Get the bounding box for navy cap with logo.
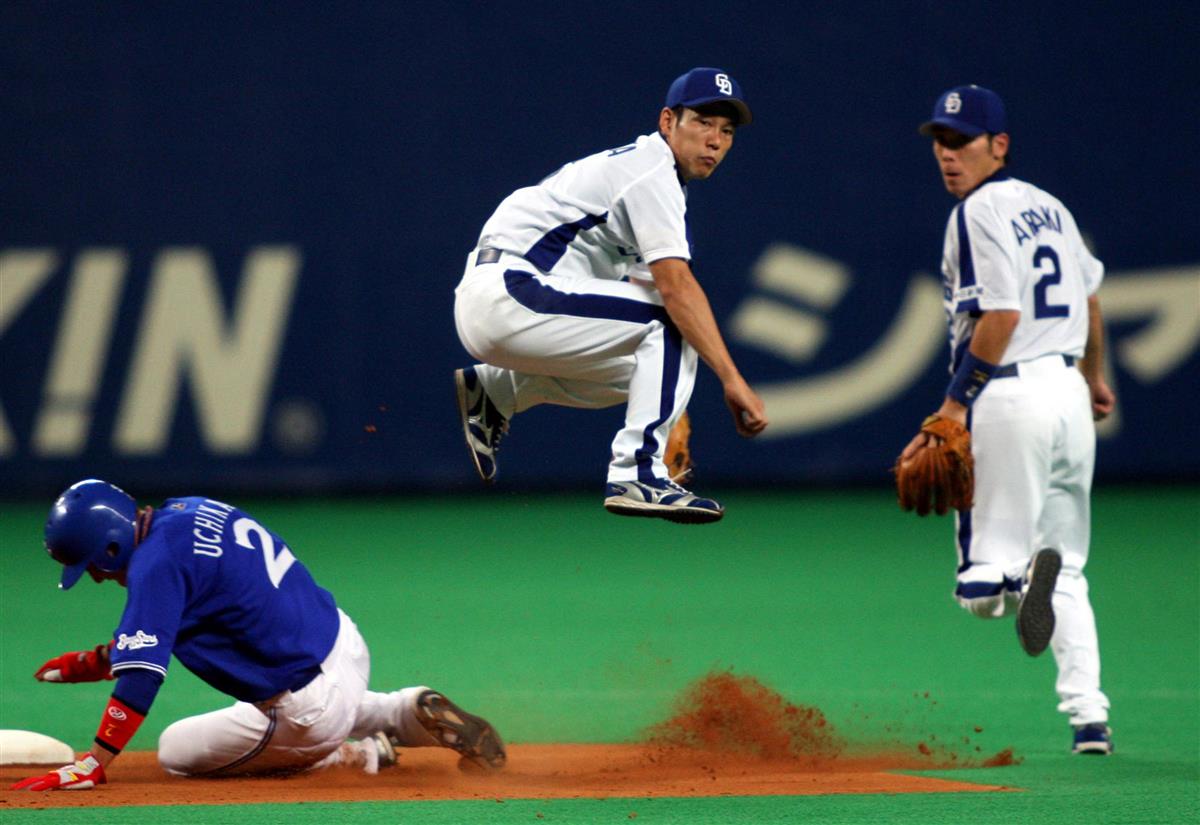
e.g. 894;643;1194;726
919;85;1006;137
665;67;752;126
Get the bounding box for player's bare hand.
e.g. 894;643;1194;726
899;431;934;464
900;400;967;464
724;379;767;438
35;643;114;683
10;755;106;791
1088;378;1116;421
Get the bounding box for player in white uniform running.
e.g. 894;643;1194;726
901;85;1116;754
453;67;768;524
12;480;505;791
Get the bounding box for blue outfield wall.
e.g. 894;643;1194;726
2;2;1198;496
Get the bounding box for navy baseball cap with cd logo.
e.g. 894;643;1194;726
665;67;753;125
919;85;1006;137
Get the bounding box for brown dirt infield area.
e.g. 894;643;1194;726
0;745;1010;810
1;673;1017;810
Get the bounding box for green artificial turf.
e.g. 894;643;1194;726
1;487;1196;823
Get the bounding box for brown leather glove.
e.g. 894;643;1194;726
665;412;694;484
894;415;974;516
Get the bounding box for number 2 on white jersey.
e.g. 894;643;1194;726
1032;245;1070;319
232;517;296;588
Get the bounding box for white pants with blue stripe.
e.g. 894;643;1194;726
454;250;697;484
953;353;1109;725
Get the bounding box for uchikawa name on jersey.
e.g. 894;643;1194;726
191;499;235;557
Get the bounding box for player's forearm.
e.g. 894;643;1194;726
966;309;1020;365
935;309;1020;422
1078;295;1105;381
650;259;742;385
88;670;159;767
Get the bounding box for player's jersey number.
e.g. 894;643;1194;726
232;517;297;588
1032;246;1070;319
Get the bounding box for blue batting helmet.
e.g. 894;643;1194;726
44;479;138;590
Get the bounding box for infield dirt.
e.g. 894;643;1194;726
1;672;1017;809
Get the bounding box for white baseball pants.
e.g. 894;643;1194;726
157;610;438;775
454;249;697;484
951;353;1110;725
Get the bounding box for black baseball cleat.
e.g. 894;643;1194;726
413;690;506;771
1016;548;1062;656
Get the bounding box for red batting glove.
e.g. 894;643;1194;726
10;754;106;791
34;643;114;682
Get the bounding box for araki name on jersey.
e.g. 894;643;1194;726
1012;205;1063;246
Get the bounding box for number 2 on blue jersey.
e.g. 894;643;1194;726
232;517;297;588
1033;246;1070;319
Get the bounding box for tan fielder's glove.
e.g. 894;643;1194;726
665;412;693;484
894;414;974;516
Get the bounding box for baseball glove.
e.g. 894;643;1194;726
665;411;694;483
894;414;974;516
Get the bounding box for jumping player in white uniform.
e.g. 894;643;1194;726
901;85;1116;754
12;479;506;791
453;67;768;524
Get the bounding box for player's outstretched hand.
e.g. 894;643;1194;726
724;378;767;438
10;755;106;791
34;643;114;682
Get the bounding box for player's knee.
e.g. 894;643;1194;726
157;720;199;776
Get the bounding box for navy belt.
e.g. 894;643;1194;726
994;354;1075;378
475;247;504;265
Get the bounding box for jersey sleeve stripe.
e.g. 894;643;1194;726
954;204;981;313
111;661;168;679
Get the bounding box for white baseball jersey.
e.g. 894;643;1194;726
457;132;702;485
477;132;691;282
941;171;1104;368
942;170;1111;727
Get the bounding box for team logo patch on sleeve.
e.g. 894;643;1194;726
116;630;159;650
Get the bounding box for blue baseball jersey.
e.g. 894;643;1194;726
108;498;340;703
